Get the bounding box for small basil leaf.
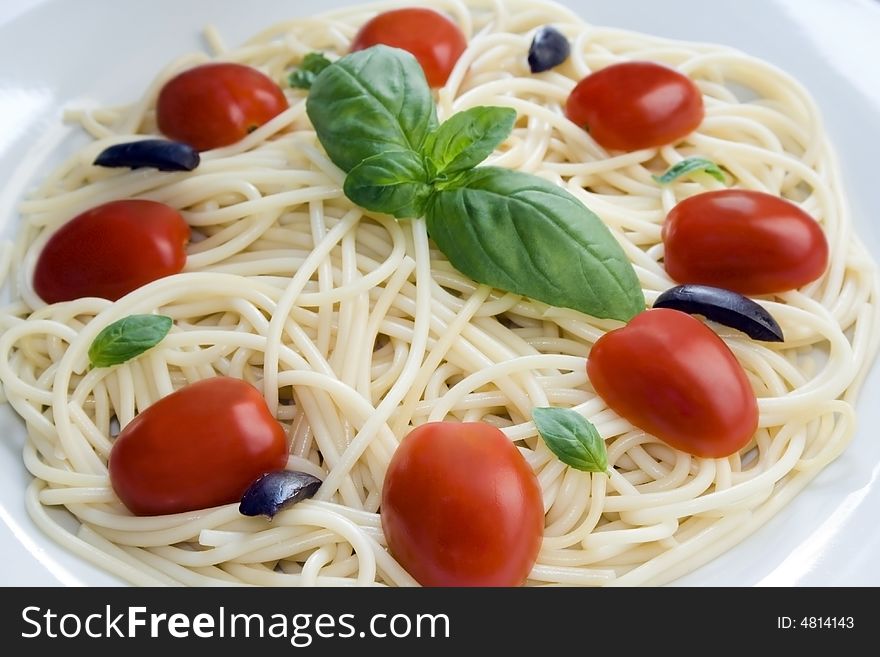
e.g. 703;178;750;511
288;52;332;90
653;157;726;185
88;315;172;368
426;167;645;321
533;407;607;472
343;149;433;219
424;106;517;177
306;45;439;172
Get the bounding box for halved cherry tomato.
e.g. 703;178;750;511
156;63;289;151
382;422;544;586
350;8;467;87
662;189;829;295
587;308;758;458
109;377;288;516
565;61;704;151
33;199;189;304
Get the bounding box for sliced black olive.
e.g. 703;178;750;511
528;26;571;73
654;284;784;342
93;139;200;172
239;470;322;518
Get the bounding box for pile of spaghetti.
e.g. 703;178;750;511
0;0;877;586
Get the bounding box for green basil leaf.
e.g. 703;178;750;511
288;52;332;90
343;150;433;219
653;157;726;185
426;167;645;321
424;106;517;178
533;407;608;473
88;315;173;368
306;45;438;172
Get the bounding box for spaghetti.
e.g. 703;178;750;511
0;0;877;586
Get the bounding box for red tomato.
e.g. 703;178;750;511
662;189;829;295
350;8;467;87
156;63;289;151
109;377;288;516
587;309;758;458
565;61;704;151
33;200;189;304
382;422;544;586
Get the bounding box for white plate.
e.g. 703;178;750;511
2;0;879;587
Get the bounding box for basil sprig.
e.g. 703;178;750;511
88;314;172;368
533;407;608;473
288;52;332;90
653;157;726;185
306;45;644;321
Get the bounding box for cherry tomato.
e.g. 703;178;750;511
156;63;289;151
382;422;544;586
350;8;467;87
587;308;758;458
565;61;704;151
662;189;829;295
109;377;288;516
33;199;189;304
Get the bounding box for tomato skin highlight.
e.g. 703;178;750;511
587;309;758;458
565;61;704;151
662;189;829;295
350;8;467;87
382;422;544;587
33;199;189;304
109;377;289;516
156;63;289;151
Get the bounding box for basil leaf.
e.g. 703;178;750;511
426;167;645;321
306;45;438;172
343;150;433;219
424;106;516;178
653;157;726;185
288;52;332;90
88;315;172;368
533;407;607;473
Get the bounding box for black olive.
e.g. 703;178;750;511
654;284;784;342
93;139;200;172
528;26;571;73
239;470;322;518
